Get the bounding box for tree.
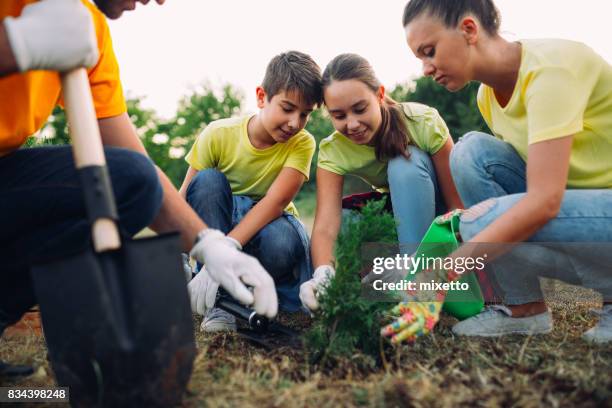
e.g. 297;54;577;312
390;77;490;141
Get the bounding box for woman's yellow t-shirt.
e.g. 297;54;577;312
478;39;612;188
185;115;315;217
0;0;126;156
317;102;450;191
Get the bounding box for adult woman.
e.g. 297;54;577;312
299;53;463;312
389;0;612;343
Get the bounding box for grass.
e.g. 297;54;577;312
1;279;611;407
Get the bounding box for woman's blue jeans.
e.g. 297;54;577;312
451;132;612;304
186;169;303;286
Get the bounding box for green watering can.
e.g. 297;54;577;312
406;210;484;320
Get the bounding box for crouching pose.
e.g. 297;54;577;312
181;51;322;331
382;0;612;344
302;53;463;312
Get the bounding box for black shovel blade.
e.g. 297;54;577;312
31;233;196;408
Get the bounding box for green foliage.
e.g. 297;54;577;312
24;106;69;147
390;77;490;141
305;200;398;364
27;83;244;188
138;84;244;187
28;76;487;190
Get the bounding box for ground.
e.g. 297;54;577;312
1;279;611;408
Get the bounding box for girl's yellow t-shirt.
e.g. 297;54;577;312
185;115;316;217
317;102;450;191
478;39;612;188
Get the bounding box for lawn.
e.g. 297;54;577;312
1;279;610;408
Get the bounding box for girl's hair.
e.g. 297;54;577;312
402;0;501;36
322;53;411;161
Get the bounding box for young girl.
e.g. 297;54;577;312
300;53;463;312
386;0;612;343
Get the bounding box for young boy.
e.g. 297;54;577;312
180;51;322;332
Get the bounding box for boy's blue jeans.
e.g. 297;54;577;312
0;146;163;329
451;132;612;304
186;169;304;287
388;145;446;250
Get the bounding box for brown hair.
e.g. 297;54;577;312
322;53;411;161
262;51;323;107
402;0;501;36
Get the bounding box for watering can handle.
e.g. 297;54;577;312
61;68;121;252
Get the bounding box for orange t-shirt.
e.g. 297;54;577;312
0;0;126;155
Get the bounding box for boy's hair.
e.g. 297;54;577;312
322;53;412;161
402;0;501;36
262;51;323;107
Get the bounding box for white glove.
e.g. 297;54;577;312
187;266;219;316
190;229;277;318
299;265;336;312
4;0;99;72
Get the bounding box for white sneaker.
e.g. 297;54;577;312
452;305;553;337
582;305;612;344
201;308;236;333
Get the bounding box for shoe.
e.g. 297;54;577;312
582;305;612;344
452;305;553;337
200;308;236;333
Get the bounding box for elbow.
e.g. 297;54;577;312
533;191;564;222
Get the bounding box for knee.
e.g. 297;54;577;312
388;147;432;184
450;132;491;183
109;149;163;233
186;169;229;204
258;221;302;265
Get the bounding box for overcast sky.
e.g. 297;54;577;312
107;0;612;119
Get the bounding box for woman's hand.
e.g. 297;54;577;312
381;300;443;344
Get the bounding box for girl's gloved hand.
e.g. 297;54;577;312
299;265;335;312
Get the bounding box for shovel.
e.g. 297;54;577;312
30;69;196;407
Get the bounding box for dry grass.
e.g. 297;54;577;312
2;279;611;408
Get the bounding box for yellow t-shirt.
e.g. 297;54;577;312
0;0;126;156
185;115;316;217
478;39;612;188
317;102;450;191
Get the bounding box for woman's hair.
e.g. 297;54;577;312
322;53;411;161
402;0;501;36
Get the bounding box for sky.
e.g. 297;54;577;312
107;0;612;119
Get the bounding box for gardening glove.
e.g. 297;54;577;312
187;266;220;316
381;301;443;344
190;228;277;318
3;0;99;72
299;265;335;312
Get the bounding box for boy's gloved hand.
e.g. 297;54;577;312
187;266;219;316
299;265;335;312
190;228;277;318
4;0;99;72
381;301;443;344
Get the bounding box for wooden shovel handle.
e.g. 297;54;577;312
61;69;120;252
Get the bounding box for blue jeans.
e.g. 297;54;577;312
451;132;612;303
0;146;163;328
388;145;446;251
186;169;306;307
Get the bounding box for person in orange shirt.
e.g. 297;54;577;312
0;0;278;374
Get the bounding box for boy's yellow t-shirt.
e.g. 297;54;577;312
0;0;127;156
185;115;315;217
478;39;612;188
317;102;450;191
